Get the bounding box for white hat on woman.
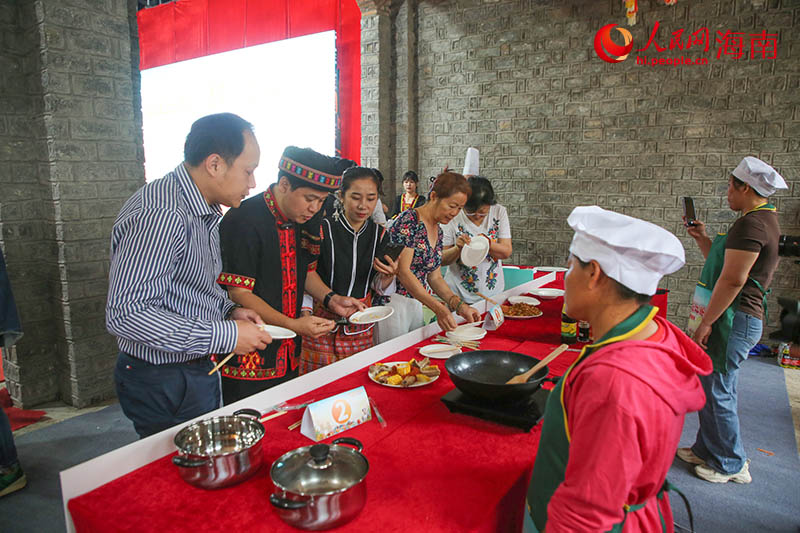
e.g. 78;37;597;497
732;156;787;197
463;147;479;176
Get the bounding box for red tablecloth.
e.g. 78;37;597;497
68;282;584;533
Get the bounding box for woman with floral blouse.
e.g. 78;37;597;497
441;176;513;304
376;172;481;343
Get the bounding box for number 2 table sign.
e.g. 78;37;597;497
483;303;505;331
300;386;372;442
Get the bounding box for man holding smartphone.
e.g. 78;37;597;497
678;157;787;484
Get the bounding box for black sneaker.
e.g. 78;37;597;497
0;462;27;497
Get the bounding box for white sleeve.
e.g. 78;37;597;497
442;221;456;246
496;205;512;239
372;200;387;225
372;274;397;296
301;293;314;311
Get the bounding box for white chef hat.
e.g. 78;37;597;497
732;156;787;197
463;147;479;176
567;206;685;296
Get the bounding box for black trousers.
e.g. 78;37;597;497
0;407;17;468
114;352;221;439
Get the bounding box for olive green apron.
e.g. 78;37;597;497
524;305;690;533
686;203;774;373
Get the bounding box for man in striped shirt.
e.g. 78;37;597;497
106;113;272;438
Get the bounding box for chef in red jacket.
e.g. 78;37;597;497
524;206;713;533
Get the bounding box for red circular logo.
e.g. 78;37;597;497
594;23;634;63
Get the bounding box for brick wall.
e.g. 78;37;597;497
0;0;144;407
0;0;59;404
363;0;800;334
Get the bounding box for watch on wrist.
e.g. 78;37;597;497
323;291;336;310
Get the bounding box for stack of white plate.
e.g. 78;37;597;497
445;324;487;342
529;288;564;299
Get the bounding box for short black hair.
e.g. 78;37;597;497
402;170;419;183
731;175;766;198
465;176;496;212
341;167;384;196
576;257;651;305
184;113;254;167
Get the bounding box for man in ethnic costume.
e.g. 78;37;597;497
218;146;364;404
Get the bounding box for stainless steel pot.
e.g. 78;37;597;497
269;437;369;531
172;408;264;490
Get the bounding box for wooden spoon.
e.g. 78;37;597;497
506;344;569;385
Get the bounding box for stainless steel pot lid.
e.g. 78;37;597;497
174;414;264;457
270;438;369;496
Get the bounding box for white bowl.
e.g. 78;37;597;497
460;235;490;267
529;288;564;300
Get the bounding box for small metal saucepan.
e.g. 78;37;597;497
445;350;556;404
172;408;265;490
269;437;369;531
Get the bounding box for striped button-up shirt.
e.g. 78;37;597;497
106;164;238;364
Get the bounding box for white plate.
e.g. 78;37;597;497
529;288;565;299
536;266;567;272
348;306;394;325
451;324;485;336
419;344;462;359
257;324;297;339
460;235;490;267
508;295;541;306
446;325;487;342
368;361;440;388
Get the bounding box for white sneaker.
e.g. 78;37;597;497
676;447;705;465
694;459;751;484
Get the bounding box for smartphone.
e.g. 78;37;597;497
379;242;405;262
682;197;697;227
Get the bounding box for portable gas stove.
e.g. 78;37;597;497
441;386;550;432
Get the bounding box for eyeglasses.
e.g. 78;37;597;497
464;211;489;218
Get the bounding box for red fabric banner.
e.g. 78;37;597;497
137;0;361;162
244;0;288;47
207;0;244;56
173;0;208;63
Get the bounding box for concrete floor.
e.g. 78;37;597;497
784;366;800;454
12;396;116;438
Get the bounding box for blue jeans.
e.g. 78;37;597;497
692;311;762;474
522;510;539;533
0;407;17;468
114;352;221;439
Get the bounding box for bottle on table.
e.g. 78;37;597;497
561;304;577;344
577;320;591;343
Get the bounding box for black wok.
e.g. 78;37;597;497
444;350;552;404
